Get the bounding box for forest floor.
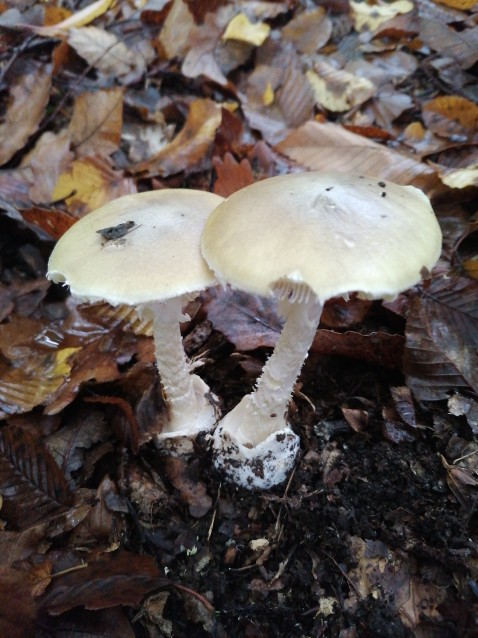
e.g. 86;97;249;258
0;0;478;636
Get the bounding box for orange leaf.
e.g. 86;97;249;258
422;96;478;142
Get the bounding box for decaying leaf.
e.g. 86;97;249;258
422;96;478;142
404;277;478;400
307;62;376;112
281;7;332;54
133;98;223;176
68;26;147;82
0;566;36;638
52;155;136;216
213;152;255;197
419;20;478;69
38;550;169;615
0;62;52;167
222;13;270;46
0;427;73;529
158;0;195;59
68;88;124;157
29;0;113;36
350;0;414;31
276;121;438;189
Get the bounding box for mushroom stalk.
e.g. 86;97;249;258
139;299;216;438
251;296;323;441
226;296;322;446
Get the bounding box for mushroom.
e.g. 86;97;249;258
201;171;442;489
47;189;224;452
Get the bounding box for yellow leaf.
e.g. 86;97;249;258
350;0;414;32
434;0;478;8
52;156;136;216
306;63;376;112
263;81;275;106
464;257;478;281
31;0;114;37
439;166;478;189
222;13;270;46
423;96;478;141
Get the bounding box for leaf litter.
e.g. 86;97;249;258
0;0;478;635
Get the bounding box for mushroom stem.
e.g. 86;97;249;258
138;299;217;439
216;296;322;448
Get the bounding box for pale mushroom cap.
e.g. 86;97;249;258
48;190;224;305
201;172;442;303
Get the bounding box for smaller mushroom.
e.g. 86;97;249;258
47;189;224;452
201;171;442;489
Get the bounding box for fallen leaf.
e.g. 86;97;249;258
17;205;77;240
222;13;270;46
437;164;478;189
206;287;282;350
38;550;169;615
68;26;146;82
0;427;73;529
161;456;212;518
19;129;73;204
0;566;36;638
281;7;332;54
133;98;223;176
419;20;478;69
51;155;136;216
404;277;478;400
423;96;478;143
276;121;438;190
0;62;52;167
69;88;124;157
213;153;255;197
158;0;195;59
181;11;230;85
29;0;113;36
307;62;376;112
350;0;414;31
433;0;478;9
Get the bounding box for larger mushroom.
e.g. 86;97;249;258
48;189;224;451
201;171;442;489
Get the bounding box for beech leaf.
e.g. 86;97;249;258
0;427;73;529
404;277;478;400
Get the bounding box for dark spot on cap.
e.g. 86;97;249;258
381;192;386;198
325;186;333;191
381;214;387;218
378;181;386;187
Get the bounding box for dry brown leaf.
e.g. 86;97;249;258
422;96;478;142
182;11;230;85
307;62;376;112
436;164;478;189
0;62;52;167
213;153;255;197
0;566;36;638
52;155;136;216
158;0;195;59
281;7;332;54
404;277;478;400
67;26;146;82
275;121;437;189
69;88;124;157
19;129;73;203
419;20;478;69
133;98;223;177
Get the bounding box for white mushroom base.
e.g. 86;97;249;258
155;375;220;456
212;397;300;489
